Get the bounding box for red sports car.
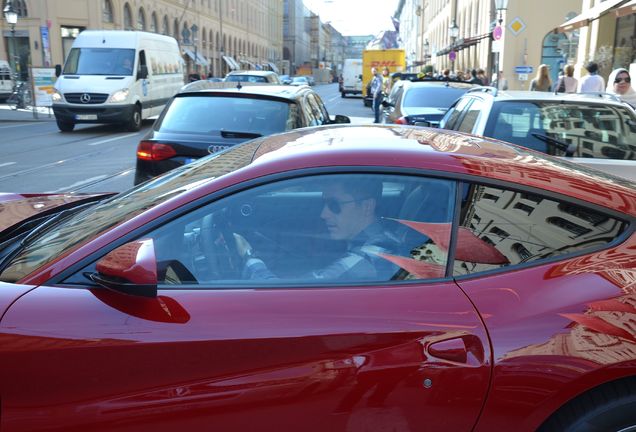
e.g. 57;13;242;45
0;125;634;432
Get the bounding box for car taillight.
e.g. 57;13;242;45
394;117;408;125
136;141;177;161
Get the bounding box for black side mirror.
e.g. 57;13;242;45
137;65;149;80
333;114;351;124
55;64;62;77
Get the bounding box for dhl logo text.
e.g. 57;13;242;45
369;61;399;67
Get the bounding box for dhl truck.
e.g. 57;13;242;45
362;49;406;106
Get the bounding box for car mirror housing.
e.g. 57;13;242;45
55;64;62;77
333;114;351;124
138;65;149;80
91;238;158;298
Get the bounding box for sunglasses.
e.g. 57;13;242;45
615;77;631;84
323;197;366;214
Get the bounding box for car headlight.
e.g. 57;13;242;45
51;89;63;102
109;89;130;103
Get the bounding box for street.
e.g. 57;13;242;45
0;83;372;193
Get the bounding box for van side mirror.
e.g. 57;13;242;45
332;114;351;124
138;65;148;80
55;64;62;77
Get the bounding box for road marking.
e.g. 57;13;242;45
0;123;36;129
87;133;139;146
0;162;16;168
328;95;340;103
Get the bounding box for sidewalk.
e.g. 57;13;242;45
0;104;55;122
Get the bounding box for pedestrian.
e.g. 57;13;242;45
476;68;489;86
492;71;508;90
467;69;484;85
578;61;605;93
370;67;384;123
606;68;636;107
381;66;391;96
553;64;578;93
439;68;451;81
529;64;552;92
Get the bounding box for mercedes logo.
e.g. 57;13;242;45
80;93;91;103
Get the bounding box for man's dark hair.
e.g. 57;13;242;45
327;176;382;203
586;62;599;74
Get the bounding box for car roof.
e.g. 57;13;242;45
463;88;629;106
177;82;308;100
226;70;277;76
402;80;478;90
169;125;635;216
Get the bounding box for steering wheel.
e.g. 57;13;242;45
200;212;242;280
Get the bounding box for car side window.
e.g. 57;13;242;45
455;98;484;134
440;97;472;130
453;182;627;276
143;174;457;286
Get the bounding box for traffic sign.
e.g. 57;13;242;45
449;51;456;61
493;26;503;41
515;65;533;74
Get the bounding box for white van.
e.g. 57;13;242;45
0;60;14;101
52;30;184;132
341;58;363;98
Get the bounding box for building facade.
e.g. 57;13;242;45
1;0;284;79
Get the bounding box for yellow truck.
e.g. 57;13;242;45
362;49;406;106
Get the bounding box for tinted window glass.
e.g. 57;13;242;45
456;99;484;133
453;183;626;276
63;48;136;75
142;174;457;285
484;101;636;159
158;95;294;135
403;86;470;108
440;97;473;130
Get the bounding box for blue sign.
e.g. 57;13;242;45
515;66;533;74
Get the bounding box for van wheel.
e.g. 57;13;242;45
341;91;346;98
56;119;75;132
127;105;142;131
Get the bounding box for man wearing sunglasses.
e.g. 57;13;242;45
235;178;400;282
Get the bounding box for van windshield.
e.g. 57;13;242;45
63;48;135;76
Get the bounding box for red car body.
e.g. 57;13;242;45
0;125;634;431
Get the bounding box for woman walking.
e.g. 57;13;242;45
529;64;552;92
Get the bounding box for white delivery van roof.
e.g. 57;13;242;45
71;30;179;50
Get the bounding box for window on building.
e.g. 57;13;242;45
137;7;146;31
123;3;133;30
150;12;158;33
102;0;114;23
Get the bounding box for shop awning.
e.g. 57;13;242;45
616;0;636;17
222;55;240;70
239;59;256;69
184;48;208;66
267;62;280;74
557;0;628;32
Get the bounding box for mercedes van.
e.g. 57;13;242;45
0;60;14;101
52;30;184;132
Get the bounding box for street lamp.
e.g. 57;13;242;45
494;0;508;89
3;0;18;78
424;39;430;66
448;20;459;72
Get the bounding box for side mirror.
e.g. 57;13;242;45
137;65;149;80
333;114;351;124
91;238;157;297
381;99;392;108
55;64;62;77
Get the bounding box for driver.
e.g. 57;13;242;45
234;178;400;282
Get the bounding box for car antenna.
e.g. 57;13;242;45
236;82;242;90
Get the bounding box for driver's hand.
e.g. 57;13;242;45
233;233;253;258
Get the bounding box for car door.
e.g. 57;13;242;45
0;172;491;432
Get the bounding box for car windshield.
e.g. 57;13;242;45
63;48;136;76
484;101;636;159
157;95;296;135
226;75;268;83
402;86;471;108
0;140;263;283
292;77;307;83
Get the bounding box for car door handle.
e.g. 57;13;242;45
427;335;484;365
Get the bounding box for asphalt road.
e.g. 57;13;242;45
0;83;373;194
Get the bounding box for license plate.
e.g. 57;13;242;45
75;114;98;120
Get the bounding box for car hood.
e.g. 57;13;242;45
0;192;110;235
0;281;37;322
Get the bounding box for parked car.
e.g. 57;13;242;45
134;82;350;184
303;75;315;86
0;60;14;101
289;76;310;86
279;74;292;85
224;70;281;84
382;79;477;126
1;125;635;432
439;88;636;180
